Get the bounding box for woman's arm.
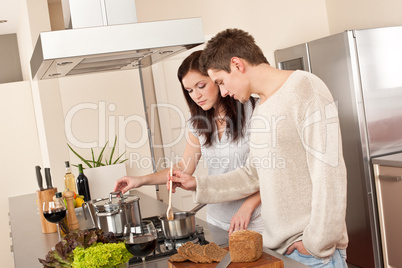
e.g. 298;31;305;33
228;191;261;235
114;131;202;193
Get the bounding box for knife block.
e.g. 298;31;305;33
37;188;58;234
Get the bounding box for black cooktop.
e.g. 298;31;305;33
128;216;208;265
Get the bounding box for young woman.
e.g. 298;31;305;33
114;50;263;234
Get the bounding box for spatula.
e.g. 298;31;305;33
166;162;174;220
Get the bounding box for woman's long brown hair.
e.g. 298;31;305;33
177;50;255;147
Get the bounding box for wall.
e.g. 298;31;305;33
1;81;43;268
0;34;23;83
326;0;402;34
58;69;158;198
47;1;65;31
135;0;330;65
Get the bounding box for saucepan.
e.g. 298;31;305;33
159;203;206;240
83;191;142;236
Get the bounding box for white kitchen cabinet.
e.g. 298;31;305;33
372;153;402;268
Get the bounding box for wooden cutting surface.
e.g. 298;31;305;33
168;248;284;268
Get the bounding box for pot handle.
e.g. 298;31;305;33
82;202;96;227
96;210;119;217
190;203;206;213
109;191;124;202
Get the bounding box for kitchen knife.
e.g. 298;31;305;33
216;251;231;268
35;165;44;191
44;168;53;189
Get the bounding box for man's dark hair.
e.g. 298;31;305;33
199;28;269;74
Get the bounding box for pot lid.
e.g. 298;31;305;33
93;193;140;211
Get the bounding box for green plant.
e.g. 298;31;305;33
67;136;128;169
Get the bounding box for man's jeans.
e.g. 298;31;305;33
285;249;347;268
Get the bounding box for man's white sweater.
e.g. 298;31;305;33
193;70;348;258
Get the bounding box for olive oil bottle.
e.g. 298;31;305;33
64;161;77;194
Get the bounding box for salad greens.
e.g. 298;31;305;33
38;229;132;268
72;242;132;268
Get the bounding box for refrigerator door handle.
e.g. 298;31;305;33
379;175;402;182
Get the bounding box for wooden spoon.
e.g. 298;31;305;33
166;162;174;220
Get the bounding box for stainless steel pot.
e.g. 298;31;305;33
89;191;141;236
159;203;206;240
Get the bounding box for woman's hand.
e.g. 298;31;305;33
114;176;143;194
286;240;310;255
167;170;197;193
229;191;261;235
229;207;252;235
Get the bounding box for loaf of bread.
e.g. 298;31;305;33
229;230;263;262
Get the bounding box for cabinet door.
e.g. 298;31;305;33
374;164;402;268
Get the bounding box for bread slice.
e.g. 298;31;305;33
177;241;198;263
229;230;263;262
203;242;228;262
188;244;213;263
177;241;196;261
169;253;187;262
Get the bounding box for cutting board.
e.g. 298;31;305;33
168;248;284;268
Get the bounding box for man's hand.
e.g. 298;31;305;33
167;170;197;192
286;240;310;255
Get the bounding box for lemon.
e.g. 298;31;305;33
75;197;85;208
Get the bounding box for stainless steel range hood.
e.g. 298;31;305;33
30;17;204;80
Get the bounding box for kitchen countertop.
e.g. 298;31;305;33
372;152;402;167
9;190;307;268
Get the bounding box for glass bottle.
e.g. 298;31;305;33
64;161;77;194
53;192;69;235
76;164;91;201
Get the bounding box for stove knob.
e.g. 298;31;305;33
196;225;204;234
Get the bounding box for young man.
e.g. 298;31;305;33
170;28;348;267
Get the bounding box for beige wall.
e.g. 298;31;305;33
135;0;330;65
326;0;402;35
1;81;43;268
58;69;158;198
2;0;402;267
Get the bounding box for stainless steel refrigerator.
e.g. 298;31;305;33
274;26;402;268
